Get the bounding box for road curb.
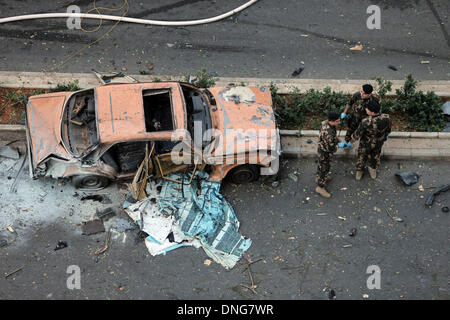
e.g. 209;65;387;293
0;71;450;97
1;71;449;160
1;125;449;160
280;130;450;160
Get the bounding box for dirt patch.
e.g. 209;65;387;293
0;88;47;124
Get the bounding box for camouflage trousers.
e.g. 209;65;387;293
317;150;332;187
345;114;362;143
356;142;383;171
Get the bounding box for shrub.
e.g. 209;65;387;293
393;74;445;132
270;83;301;129
187;69;217;88
271;84;347;129
271;75;446;132
375;77;395;113
49;79;81;92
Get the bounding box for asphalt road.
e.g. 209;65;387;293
1;155;449;300
0;0;448;80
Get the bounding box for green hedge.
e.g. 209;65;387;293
272;74;446;132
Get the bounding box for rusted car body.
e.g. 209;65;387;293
25;82;280;189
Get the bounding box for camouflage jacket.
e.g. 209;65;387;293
349;92;380;121
351;113;392;147
318;120;338;154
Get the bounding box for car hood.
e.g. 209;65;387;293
26;93;72;168
206;86;277;158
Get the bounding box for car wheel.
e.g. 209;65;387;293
72;175;110;190
227;165;260;184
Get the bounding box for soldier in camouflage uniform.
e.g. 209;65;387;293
348;100;391;180
341;84;380;148
316;112;345;198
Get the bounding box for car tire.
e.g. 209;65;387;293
72;175;110;190
227;165;260;184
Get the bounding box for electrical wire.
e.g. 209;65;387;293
0;0;260;26
0;0;259;71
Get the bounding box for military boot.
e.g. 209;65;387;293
355;170;363;181
316;186;331;198
368;167;377;179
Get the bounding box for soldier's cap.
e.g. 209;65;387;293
366;100;380;113
362;84;373;94
328;112;340;121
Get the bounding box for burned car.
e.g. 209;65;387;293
25;82;280;190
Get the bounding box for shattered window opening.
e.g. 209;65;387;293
62;89;98;157
101;141;149;174
181;84;212;149
143;89;174;133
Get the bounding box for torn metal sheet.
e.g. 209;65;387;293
125;173;251;269
92;70;138;84
126;179;201;256
81;219;105;235
158;171;251;269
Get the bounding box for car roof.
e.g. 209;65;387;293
95;82;186;144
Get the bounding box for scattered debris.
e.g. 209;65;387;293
204;259;212;266
240;256;261;295
291;67;304;77
114;217;137;233
386;209;403;222
0;239;7;247
420;61;430;64
80;195;104;202
395;171;420;186
288;173;298;182
81;219;105;235
92;70;138;84
328;289;336;300
418;185;425;192
126;172;251;269
131;144;151;201
306;139;313;144
350;44;363;51
342;244;353;248
442;207;449;213
4;266;23;279
349;228;357;237
425;184;450;208
0;146;19;159
96;207;118;221
7;225;15;233
388;65;398;71
54;240;68;251
338;216;346;221
95;229;111;255
362;294;369;299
